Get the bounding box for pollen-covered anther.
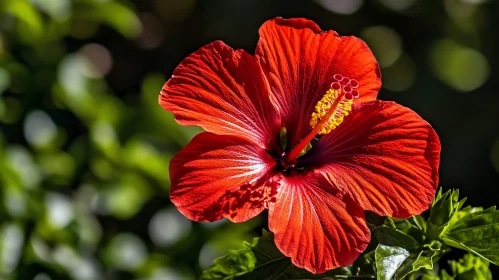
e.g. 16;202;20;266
309;75;360;135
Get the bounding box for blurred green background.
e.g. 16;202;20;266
0;0;498;279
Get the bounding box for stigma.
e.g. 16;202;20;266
309;74;360;135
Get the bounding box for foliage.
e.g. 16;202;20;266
0;0;253;279
420;254;492;280
441;206;499;266
201;230;290;280
203;189;498;279
202;230;353;280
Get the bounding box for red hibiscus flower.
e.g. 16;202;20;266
159;17;440;274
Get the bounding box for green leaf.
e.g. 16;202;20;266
409;215;427;232
241;230;290;280
375;242;442;280
419;267;458;280
427;189;466;240
430;189;455;226
375;226;419;250
200;242;257;280
440;270;455;280
420;254;493;280
237;258;291;280
200;230;291;280
280;265;352;279
383;217;426;245
419;270;443;280
446;205;485;230
351;250;376;276
375;244;411;280
374;221;441;280
365;211;386;228
241;231;355;279
201;230;362;279
400;249;441;279
444;254;492;280
441;206;499;266
411;251;433;271
251;230;287;263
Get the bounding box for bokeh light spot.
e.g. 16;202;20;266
52;245;79;270
461;0;488;3
71;258;100;280
104;180;150;219
149;208;192;247
30;236;51;262
198;243;219;269
315;0;364;14
38;152;76;184
58;54;91;97
200;219;227;229
5;189;27;217
7;146;41;189
445;0;480;20
378;0;418;11
90;157;115;181
24;110;58;148
51;245;101;279
382;54;416;92
1;223;23;273
431;39;489;92
80;44;113;78
124;138;170;183
75;213;103;251
91;122;118;147
33;273;52;280
138;13;165;50
45;193;74;229
106;233;147;271
29;0;71;21
148;268;193;280
360;26;402;68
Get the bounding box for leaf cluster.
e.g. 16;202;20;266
202;189;499;280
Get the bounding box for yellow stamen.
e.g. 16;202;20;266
309;88;353;134
282;75;359;167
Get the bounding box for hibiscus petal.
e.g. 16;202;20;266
268;172;370;274
160;41;281;150
256;17;381;148
303;101;441;218
170;132;278;223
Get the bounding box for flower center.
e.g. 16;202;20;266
283;74;360;166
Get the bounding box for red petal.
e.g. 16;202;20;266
170;132;277;223
256;17;381;148
160;41;280;150
269;173;370;274
270;17;322;33
304;101;441;218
